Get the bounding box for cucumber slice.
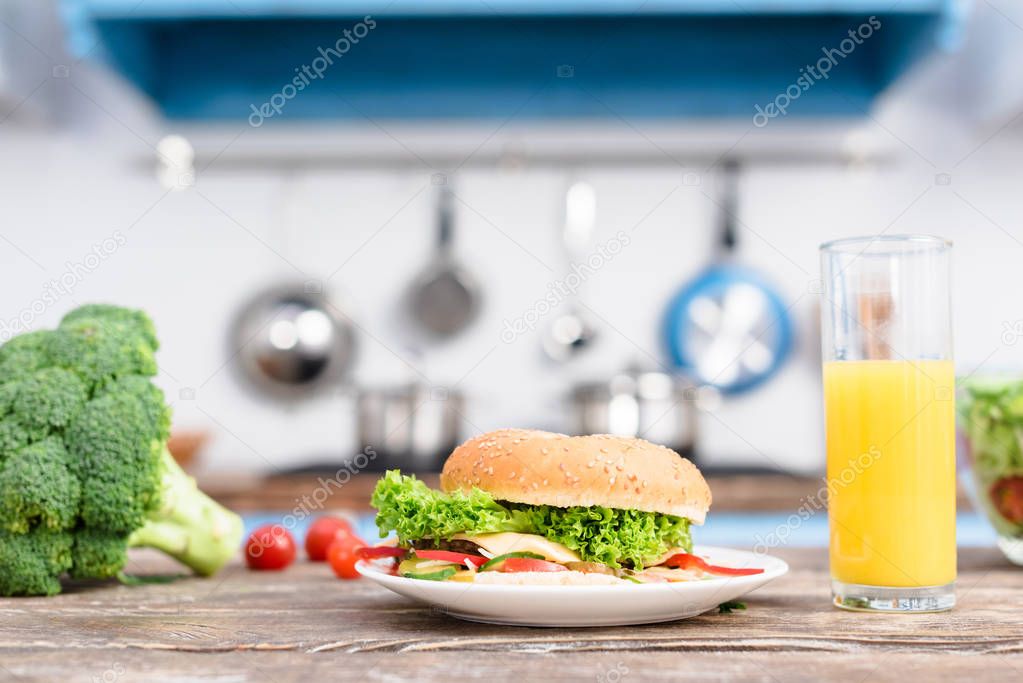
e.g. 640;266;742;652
479;551;545;571
403;567;458;581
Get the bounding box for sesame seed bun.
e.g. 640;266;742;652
440;429;711;524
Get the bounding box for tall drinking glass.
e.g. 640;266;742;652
820;235;956;612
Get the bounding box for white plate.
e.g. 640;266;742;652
356;545;788;627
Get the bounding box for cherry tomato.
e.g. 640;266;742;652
245;524;297;570
327;540;363;579
305;516;357;561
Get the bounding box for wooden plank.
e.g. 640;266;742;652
0;547;1019;683
3;649;1023;683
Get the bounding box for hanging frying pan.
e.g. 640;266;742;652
662;160;793;394
405;181;482;338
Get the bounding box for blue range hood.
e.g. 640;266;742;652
61;0;964;121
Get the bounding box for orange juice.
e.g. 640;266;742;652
823;359;956;587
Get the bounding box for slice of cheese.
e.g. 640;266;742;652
648;547;690;567
453;532;581;564
641;566;704;582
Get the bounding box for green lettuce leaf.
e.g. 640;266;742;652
512;503;692;569
960;380;1023;482
370;470;692;568
370;470;531;540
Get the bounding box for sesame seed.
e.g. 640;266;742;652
609;476;616;485
508;471;517;479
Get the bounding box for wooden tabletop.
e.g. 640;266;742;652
2;546;1020;683
203;472;977;513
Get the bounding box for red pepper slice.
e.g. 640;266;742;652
499;557;568;573
662;553;764;576
356;546;407;559
413;549;488;568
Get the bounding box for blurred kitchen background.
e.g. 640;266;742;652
2;0;1021;481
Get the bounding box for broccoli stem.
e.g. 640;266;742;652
126;447;242;576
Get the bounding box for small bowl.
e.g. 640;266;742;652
958;376;1023;565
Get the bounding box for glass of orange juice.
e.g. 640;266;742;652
820;235;956;612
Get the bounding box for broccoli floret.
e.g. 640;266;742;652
0;418;30;457
0;304;243;596
70;530;128;580
49;316;157;392
13;368;88;436
0;529;72;596
0;330;52;382
68;376;167;533
0;438;80;533
0;380;19;418
61;305;159;351
0;367;86;453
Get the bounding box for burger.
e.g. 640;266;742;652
365;429;757;584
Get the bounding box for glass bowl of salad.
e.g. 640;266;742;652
959;378;1023;565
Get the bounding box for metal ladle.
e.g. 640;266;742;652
542;180;599;362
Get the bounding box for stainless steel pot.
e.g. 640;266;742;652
357;383;465;472
571;368;698;458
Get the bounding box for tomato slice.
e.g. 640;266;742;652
499;557;568;573
357;546;407;559
413;549;488;568
479;551;545;571
661;553;764;576
991;476;1023;524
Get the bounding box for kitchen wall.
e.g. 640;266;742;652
3;3;1023;476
